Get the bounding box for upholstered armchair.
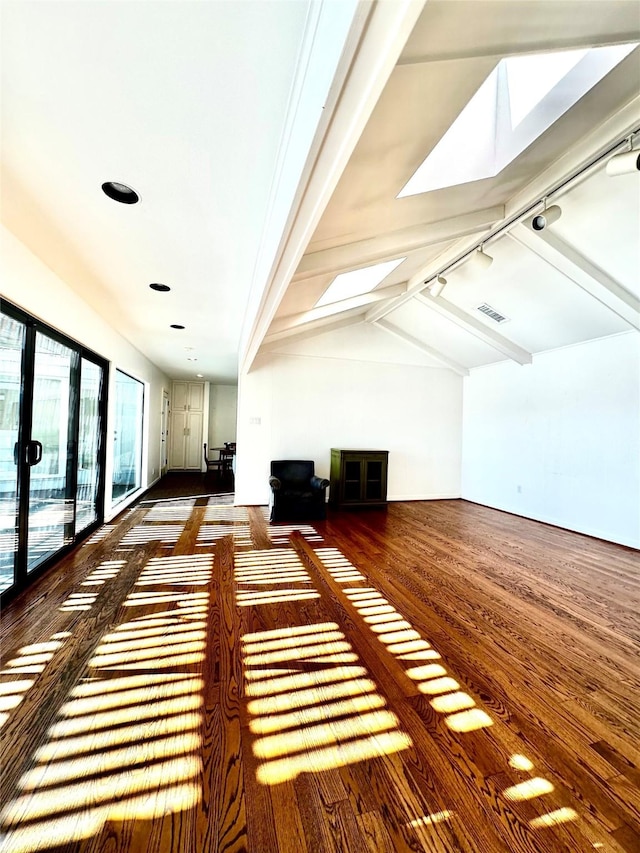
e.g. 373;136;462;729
269;460;329;522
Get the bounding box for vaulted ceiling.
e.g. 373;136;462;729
260;0;640;375
1;0;639;382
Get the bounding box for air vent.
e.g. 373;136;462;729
476;303;509;323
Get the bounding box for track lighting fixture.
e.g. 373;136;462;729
429;276;447;297
527;201;562;232
606;148;640;176
469;245;493;272
414;127;638;292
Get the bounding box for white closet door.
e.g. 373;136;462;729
172;382;188;411
188;382;204;412
185;412;204;469
169;410;187;468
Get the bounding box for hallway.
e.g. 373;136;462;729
0;484;638;852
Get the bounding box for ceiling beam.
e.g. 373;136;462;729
293;206;504;282
506;94;640;219
415;293;532;364
262;309;366;346
509;226;640;331
240;0;428;375
373;319;469;376
397;33;640;67
269;282;407;336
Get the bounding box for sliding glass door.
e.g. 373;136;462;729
27;332;75;571
0;300;107;601
0;313;25;594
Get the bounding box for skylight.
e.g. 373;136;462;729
315;257;406;307
505;50;588;129
398;43;636;198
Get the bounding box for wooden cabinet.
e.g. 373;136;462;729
329;449;388;509
169;381;207;470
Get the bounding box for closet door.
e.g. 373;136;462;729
172;382;188;412
169;409;188;468
188;382;204;412
185;411;203;469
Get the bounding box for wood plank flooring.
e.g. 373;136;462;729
1;487;638;852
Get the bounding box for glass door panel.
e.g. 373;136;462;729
27;332;74;572
112;370;144;503
76;359;103;533
0;312;25;594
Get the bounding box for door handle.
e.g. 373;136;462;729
26;440;43;466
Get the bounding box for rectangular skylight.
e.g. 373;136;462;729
397;43;637;198
315;257;406;307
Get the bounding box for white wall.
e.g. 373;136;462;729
208;384;238;448
235;351;463;506
1;224;170;519
462;332;640;548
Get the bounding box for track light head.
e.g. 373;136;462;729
469;246;493;272
429;275;447;297
606;149;640;177
528;204;562;232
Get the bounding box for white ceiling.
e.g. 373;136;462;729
1;0;639;383
0;0;355;382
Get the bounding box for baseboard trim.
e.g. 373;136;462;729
461;498;640;551
388;493;461;502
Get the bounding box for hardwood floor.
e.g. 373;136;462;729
1;487;638;852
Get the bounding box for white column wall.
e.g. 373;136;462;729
208;384;238;448
461;332;640;548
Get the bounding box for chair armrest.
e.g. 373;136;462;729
269;476;282;491
310;476;329;490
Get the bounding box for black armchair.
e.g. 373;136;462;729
269;460;329;522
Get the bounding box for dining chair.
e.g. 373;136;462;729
203;444;224;478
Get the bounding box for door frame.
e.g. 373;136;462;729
1;298;109;605
160;388;170;477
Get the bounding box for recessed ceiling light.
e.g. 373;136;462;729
102;181;139;204
149;283;171;292
196;373;203;378
170;324;185;330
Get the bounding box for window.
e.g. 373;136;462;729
112;370;144;504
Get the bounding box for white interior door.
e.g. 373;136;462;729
185;411;204;469
168;410;187;469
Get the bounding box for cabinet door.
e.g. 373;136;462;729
169;410;187;468
342;456;364;502
172;382;188;411
185;412;203;469
364;457;386;501
188;382;204;412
